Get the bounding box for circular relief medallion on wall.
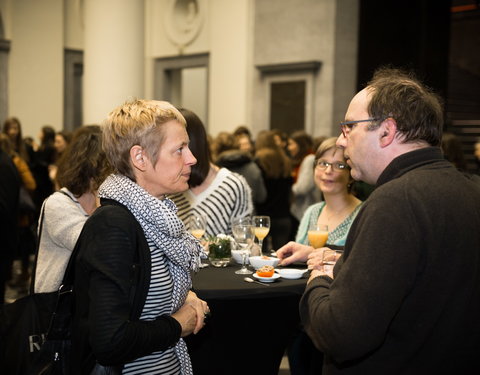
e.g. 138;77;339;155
164;0;204;50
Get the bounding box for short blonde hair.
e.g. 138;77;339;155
314;137;341;161
102;99;185;181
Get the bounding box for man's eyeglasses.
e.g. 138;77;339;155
315;160;349;171
339;118;380;137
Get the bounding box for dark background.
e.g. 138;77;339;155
358;0;480;171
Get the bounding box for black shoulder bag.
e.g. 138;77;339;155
0;202;58;374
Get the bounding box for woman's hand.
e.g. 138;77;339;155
276;241;313;266
185;291;210;334
171;304;198;337
172;291;210;337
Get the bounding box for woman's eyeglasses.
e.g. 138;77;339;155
315;160;349;171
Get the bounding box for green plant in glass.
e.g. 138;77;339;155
208;234;233;267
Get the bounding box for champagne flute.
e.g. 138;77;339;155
187;214;207;240
308;223;328;249
253;216;270;256
231;217;254;275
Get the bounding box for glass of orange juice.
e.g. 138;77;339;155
187;214;207;240
308;223;328;249
253;216;270;255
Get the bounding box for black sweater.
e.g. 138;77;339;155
70;200;181;374
300;147;480;374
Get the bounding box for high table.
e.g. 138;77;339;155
186;262;308;375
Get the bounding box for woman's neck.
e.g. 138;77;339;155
319;192;360;230
190;164;219;196
77;191;99;216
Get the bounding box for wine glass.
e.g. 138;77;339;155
187;214;207;240
253;216;270;256
307;223;328;249
232;217;254;274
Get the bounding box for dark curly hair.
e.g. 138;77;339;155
56;125;112;196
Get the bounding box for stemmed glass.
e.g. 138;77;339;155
231;217;254;275
187;214;207;241
253;216;270;256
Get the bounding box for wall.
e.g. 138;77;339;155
64;0;83;50
2;0;359;140
208;0;252;136
8;0;63;140
251;0;358;137
146;0;252;137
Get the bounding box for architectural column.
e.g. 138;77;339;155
83;0;144;124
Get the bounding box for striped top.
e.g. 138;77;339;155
171;168;253;237
123;240;180;375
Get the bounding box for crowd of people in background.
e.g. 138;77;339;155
2;111;480;305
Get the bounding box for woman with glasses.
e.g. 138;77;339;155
278;137;362;375
294;137;362;247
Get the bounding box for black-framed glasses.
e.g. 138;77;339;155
315;160;349;171
339;118;379;137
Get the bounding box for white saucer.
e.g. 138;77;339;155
275;268;307;280
252;273;280;283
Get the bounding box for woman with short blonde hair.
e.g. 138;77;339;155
70;99;209;374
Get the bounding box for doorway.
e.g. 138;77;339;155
154;53;209;126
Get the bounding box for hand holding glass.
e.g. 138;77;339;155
308;223;328;249
322;249;343;276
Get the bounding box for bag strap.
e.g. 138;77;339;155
45;218;85;340
29;199;47;294
29;190;78;294
46;200;144;341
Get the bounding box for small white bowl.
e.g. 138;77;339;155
252;273;280;283
275;268;308;280
231;249;249;264
248;256;279;270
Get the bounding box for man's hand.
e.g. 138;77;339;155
276;241;314;266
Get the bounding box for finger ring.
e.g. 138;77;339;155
203;311;211;320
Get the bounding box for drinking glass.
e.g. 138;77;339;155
253;216;270;255
231;217;254;274
187;214;207;240
322;249;343;275
308;223;328;249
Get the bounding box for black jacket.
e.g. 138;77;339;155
71;199;181;374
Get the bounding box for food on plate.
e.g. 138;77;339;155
256;265;274;277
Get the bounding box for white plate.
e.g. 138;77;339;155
275;268;307;280
252;273;280;283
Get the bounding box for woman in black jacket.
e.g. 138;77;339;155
71;99;209;374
